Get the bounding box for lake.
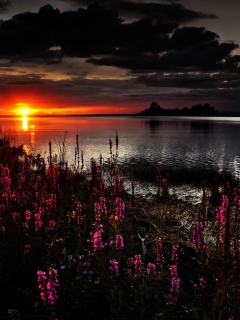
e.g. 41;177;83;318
1;115;240;175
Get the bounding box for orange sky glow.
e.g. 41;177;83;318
7;102;130;116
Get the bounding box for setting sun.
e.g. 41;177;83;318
15;103;32;116
19;108;30;115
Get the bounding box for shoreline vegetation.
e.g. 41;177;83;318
135;102;240;117
0;132;240;319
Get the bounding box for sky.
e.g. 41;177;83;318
0;0;240;115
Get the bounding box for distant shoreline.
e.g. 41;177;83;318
1;112;240;118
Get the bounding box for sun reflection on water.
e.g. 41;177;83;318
22;116;28;131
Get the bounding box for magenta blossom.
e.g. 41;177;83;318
147;262;156;276
116;234;124;249
109;259;119;277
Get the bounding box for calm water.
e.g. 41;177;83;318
1;115;240;174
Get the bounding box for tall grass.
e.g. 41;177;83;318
0;134;239;320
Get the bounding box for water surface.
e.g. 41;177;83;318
1;115;240;174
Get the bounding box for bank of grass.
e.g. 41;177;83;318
0;137;239;320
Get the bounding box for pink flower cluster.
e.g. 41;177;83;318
169;264;180;303
46;193;57;209
115;197;125;221
147;262;156;276
109;259;119;277
169;244;180;304
37;268;59;319
2;174;11;204
127;257;134;274
45;220;56;232
94;203;101;222
172;244;179;262
199;276;206;288
35;207;44;232
216;195;228;225
134;254;142;278
76;202;83;225
93;224;104;251
100;197;107;215
216;194;229;242
116;233;124;249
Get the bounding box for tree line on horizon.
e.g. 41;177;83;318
136;102;240;117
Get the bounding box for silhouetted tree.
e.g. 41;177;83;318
38;5;60;16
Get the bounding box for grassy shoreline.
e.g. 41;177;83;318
0;137;239;320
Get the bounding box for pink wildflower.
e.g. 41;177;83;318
94;203;101;222
169;264;180;303
25;210;31;221
116;234;124;249
115;197;125;221
109;259;119;277
12;212;20;224
45;220;56;232
169;244;180;303
75;202;83;225
100;197;107;215
35;213;43;231
172;244;179;262
127;257;134;274
134;254;142;278
147;262;156;276
93;225;104;251
199;276;206;288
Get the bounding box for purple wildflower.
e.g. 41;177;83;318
134;254;142;278
93;225;104;251
115;197;125;221
45;220;56;232
199;276;206;288
172;244;179;262
216;194;229;243
147;262;156;276
127;257;134;274
94;203;101;222
100;197;107;215
109;259;119;277
169;244;180;303
116;234;124;250
169;264;180;303
37;270;47;303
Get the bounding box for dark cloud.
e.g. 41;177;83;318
62;0;217;22
1;3;233;74
135;72;240;89
0;3;227;68
0;0;12;12
87;26;239;73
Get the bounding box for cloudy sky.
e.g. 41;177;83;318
0;0;240;115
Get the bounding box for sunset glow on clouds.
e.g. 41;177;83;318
0;0;240;114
